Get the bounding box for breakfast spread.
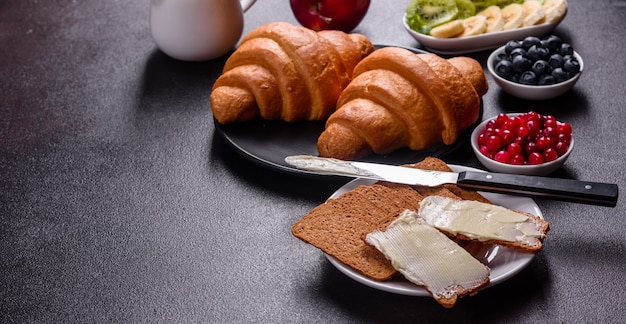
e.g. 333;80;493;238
317;47;487;160
210;22;375;124
291;157;550;307
407;0;568;38
208;14;570;307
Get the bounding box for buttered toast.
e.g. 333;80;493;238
291;157;549;307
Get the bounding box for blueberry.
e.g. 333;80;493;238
532;60;552;77
512;55;532;74
519;71;537;85
522;36;542;50
538;74;556;85
527;45;550;62
548;54;564;68
493;52;509;65
559;43;574;56
563;57;581;75
510;47;527;58
495;60;515;79
543;35;562;52
552;68;570;83
505;40;523;55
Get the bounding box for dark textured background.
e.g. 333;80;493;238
1;0;625;322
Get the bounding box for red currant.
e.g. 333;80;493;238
528;152;544;165
536;136;552;151
507;142;522;156
496;113;509;126
544;115;557;128
477;133;487;146
557;122;572;135
499;129;515;146
510;154;525;165
544;148;559;162
525;141;538;155
479;145;490;157
557;132;571;144
527;111;541;123
526;120;541;137
516;126;529;138
484;127;495;137
504;117;521;132
543;126;557;138
494;151;510;163
486;135;502;152
556;141;570;155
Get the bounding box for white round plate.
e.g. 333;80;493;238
325;164;543;296
402;10;566;55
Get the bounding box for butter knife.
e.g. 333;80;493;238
284;155;618;207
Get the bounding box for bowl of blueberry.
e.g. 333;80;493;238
487;35;583;100
471;111;574;176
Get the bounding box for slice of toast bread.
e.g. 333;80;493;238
292;182;424;280
366;210;491;308
417;195;550;252
408;157;549;251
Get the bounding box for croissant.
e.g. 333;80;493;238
210;22;375;124
317;47;488;160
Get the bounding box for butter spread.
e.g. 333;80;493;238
284;155;377;177
418;195;544;247
366;210;490;299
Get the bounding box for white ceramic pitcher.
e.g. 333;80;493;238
150;0;257;61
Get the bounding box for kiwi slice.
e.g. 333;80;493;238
406;0;459;31
471;0;496;13
455;0;476;19
496;0;523;7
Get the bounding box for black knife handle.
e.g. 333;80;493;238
457;171;619;207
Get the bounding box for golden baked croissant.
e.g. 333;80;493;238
317;47;488;160
210;22;375;124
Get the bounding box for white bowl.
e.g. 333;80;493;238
470;114;574;176
487;45;583;100
402;9;566;55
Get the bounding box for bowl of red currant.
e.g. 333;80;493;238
471;112;574;176
487;35;583;100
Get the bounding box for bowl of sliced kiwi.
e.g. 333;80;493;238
403;0;568;55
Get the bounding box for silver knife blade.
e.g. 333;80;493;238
284;155;619;206
284;155;458;186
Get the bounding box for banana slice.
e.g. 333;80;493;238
429;20;465;38
478;5;504;33
460;15;488;37
543;0;568;23
522;0;546;26
501;3;523;30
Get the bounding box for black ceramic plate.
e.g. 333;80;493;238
213;45;483;176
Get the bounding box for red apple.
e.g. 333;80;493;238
290;0;371;33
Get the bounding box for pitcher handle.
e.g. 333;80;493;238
240;0;257;12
